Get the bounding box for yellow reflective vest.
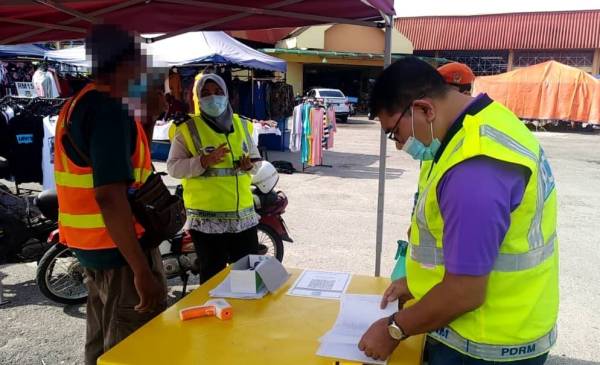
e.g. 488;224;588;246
407;100;558;361
176;114;255;220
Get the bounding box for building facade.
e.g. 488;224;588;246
259;24;414;111
395;10;600;76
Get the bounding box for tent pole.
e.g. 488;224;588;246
375;14;393;277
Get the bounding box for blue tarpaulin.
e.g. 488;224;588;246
0;44;46;58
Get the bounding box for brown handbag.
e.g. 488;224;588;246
128;171;186;248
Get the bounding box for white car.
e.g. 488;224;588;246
306;88;350;122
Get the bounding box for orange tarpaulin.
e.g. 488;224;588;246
472;61;600;124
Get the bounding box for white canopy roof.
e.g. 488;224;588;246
44;31;286;72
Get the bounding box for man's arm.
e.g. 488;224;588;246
94;183;152;276
394;272;487;335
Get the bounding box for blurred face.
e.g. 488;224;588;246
379;99;438;150
200;81;225;97
109;53;144;97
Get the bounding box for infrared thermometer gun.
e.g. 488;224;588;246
179;299;233;321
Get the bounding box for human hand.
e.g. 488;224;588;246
133;269;164;313
381;278;414;310
200;143;230;168
238;155;253;171
358;316;400;361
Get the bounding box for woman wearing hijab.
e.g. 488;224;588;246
167;74;261;283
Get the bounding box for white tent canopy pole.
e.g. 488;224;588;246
375;13;393;277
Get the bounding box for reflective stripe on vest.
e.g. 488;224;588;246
59;212;105;229
429;325;557;361
202;167;247;178
411;233;556;272
185;117;204;154
187;206;256;220
183;115;254;157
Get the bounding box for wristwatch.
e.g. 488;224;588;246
387;313;408;341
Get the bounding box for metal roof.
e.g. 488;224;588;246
395;10;600;51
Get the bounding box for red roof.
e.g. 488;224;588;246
0;0;394;44
227;28;296;45
395;10;600;51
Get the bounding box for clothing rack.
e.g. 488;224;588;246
302;101;332;172
293;100;336;172
1;97;67;194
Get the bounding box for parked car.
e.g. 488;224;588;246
306;88;350;122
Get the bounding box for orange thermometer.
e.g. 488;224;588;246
179;299;233;321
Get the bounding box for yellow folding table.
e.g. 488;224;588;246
98;268;425;365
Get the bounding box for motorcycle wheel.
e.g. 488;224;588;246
257;223;284;262
36;244;87;305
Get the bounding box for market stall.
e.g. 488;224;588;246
45;31;293;156
0;1;400;362
0;0;394;276
0;44;45;97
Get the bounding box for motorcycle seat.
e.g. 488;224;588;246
0;156;9;179
36;189;58;221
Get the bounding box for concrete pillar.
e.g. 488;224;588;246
592;48;600;75
507;50;515;72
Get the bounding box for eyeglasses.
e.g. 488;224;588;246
385;102;413;143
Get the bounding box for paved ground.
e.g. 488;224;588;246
1;117;599;364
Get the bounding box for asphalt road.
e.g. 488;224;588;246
1;117;599;364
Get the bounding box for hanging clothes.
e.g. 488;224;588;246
41;115;58;190
311;107;324;166
326;106;337;149
292;102;337;167
289;104;303;152
7;111;44;184
168;71;183;101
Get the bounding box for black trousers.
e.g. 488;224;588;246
191;227;259;284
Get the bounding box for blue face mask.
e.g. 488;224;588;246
127;74;147;99
401;106;441;161
200;95;228;117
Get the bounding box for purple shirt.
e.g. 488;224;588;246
437;156;529;276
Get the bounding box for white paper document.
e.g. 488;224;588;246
209;274;268;299
286;270;351;299
317;294;398;365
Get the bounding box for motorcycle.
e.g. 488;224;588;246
0;162;58;266
36;163;292;305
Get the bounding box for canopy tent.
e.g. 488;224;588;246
45;32;287;72
44;45;88;67
473;61;600;124
0;44;46;58
0;1;393;44
150;31;286;72
0;0;395;277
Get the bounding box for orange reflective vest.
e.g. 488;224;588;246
54;83;152;250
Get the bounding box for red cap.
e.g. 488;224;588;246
437;62;475;85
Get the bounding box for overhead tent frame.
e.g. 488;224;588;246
0;0;394;277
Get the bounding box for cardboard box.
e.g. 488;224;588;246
230;255;290;294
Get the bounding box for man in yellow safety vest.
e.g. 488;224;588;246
359;57;558;365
